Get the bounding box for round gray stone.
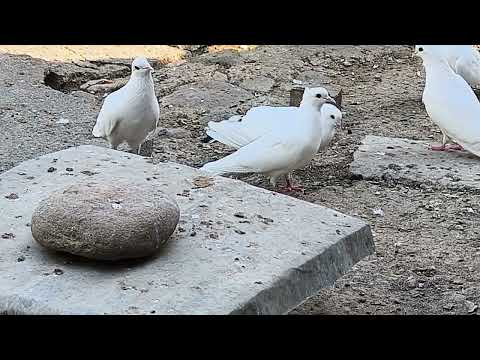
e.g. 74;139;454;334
31;182;180;261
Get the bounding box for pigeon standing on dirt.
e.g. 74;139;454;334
203;87;337;149
427;45;480;90
414;45;480;155
200;101;343;192
92;57;160;154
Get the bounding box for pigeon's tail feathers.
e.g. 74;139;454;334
92;122;105;138
200;156;253;176
206;120;252;149
463;141;480;158
199;162;225;176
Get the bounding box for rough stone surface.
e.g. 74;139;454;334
0;145;373;315
31;182;180;261
161;80;253;117
350;135;480;192
240;76;276;93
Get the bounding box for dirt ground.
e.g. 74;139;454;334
0;45;478;315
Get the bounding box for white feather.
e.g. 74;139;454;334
205;87;336;150
201;103;342;186
418;46;480;157
92;57;160;153
429;45;480;89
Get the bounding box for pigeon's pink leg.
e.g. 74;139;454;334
445;144;464;151
431;132;448;151
430;144;446;151
284;174;304;193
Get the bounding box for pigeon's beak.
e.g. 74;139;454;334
148;65;155;73
325;97;337;106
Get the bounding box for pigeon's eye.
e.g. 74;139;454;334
330;115;335;120
316;94;323;99
134;66;140;70
418;47;424;52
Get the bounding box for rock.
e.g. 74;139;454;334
196;51;243;67
290;87;305;107
372;208;385;217
465;300;478;313
161;81;252;117
406;276;417;289
31;182;180;261
139;139;154;157
240;76;275;93
211;72;228;82
351;136;480;191
172;45;207;54
157;127;191;139
80;78;128;94
4;193;19;200
56;118;70;125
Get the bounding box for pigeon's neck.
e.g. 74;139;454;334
320;114;337;139
299;98;321;109
424;57;456;83
298;105;323;136
127;72;155;93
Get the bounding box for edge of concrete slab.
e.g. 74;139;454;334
0;223;373;315
232;224;374;315
0;294;62;315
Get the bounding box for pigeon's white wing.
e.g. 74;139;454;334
425;73;480;155
454;50;480;88
92;90;125;138
201;130;301;176
206;106;297;149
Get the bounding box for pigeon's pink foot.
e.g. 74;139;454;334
284;176;304;193
430;144;446;151
445;144;464;151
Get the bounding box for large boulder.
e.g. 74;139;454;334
31;182;180;261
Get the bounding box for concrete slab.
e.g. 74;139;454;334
0;146;374;315
350;135;480;192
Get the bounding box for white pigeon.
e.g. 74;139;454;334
200;103;343;192
92;57;160;154
414;45;480;155
204;87;337;150
425;45;480;89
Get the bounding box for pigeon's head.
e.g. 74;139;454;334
302;87;336;108
321;103;343;129
131;57;154;74
413;45;440;60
